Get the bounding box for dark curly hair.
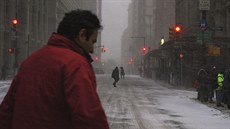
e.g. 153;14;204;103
57;9;102;41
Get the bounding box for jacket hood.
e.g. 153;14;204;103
47;33;93;62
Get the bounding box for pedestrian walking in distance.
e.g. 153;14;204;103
0;9;109;129
120;66;125;79
112;66;119;87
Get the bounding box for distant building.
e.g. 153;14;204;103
0;0;102;76
126;0;230;87
122;0;175;74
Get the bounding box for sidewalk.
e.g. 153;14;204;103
155;80;230;116
195;98;230;116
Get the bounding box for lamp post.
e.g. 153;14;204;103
160;37;165;46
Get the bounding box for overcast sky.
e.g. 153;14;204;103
101;0;131;63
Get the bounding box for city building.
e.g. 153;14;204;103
122;0;175;74
0;0;102;76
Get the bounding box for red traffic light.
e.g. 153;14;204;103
179;53;184;59
101;47;106;53
8;48;14;53
141;47;147;54
11;18;18;25
128;61;132;65
174;26;181;33
128;58;134;65
94;56;99;61
130;58;133;62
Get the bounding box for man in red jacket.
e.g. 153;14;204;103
0;9;110;129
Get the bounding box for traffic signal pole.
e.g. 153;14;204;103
131;36;146;77
180;43;183;86
175;34;183;86
173;25;183;86
14;0;19;74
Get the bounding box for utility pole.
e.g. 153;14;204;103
13;0;19;74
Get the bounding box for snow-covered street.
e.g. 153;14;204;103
1;75;230;129
97;74;230;129
0;80;12;102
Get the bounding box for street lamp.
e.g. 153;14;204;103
160;37;165;45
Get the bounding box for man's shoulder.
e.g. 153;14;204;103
22;45;87;68
44;45;85;59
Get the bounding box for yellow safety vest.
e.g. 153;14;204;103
217;73;224;90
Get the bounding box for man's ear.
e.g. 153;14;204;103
78;29;86;42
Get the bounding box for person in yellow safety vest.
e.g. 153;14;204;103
216;72;224;107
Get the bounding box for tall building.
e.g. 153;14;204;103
121;3;134;74
0;0;102;76
175;0;230;67
129;0;230;86
125;0;175;74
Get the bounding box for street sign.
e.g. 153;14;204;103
199;0;210;10
200;19;208;30
208;45;220;56
196;31;213;44
203;31;213;43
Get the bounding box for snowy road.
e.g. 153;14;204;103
97;75;230;129
1;75;230;129
0;80;11;102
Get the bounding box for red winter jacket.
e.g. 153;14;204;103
0;33;110;129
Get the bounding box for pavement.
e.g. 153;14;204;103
155;79;230;117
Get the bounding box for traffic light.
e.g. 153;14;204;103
11;18;18;26
101;46;106;53
174;25;182;33
11;18;18;32
141;47;147;54
128;58;134;65
179;53;184;59
128;61;132;65
130;58;133;62
169;27;175;40
8;48;14;54
94;56;99;61
160;37;165;45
